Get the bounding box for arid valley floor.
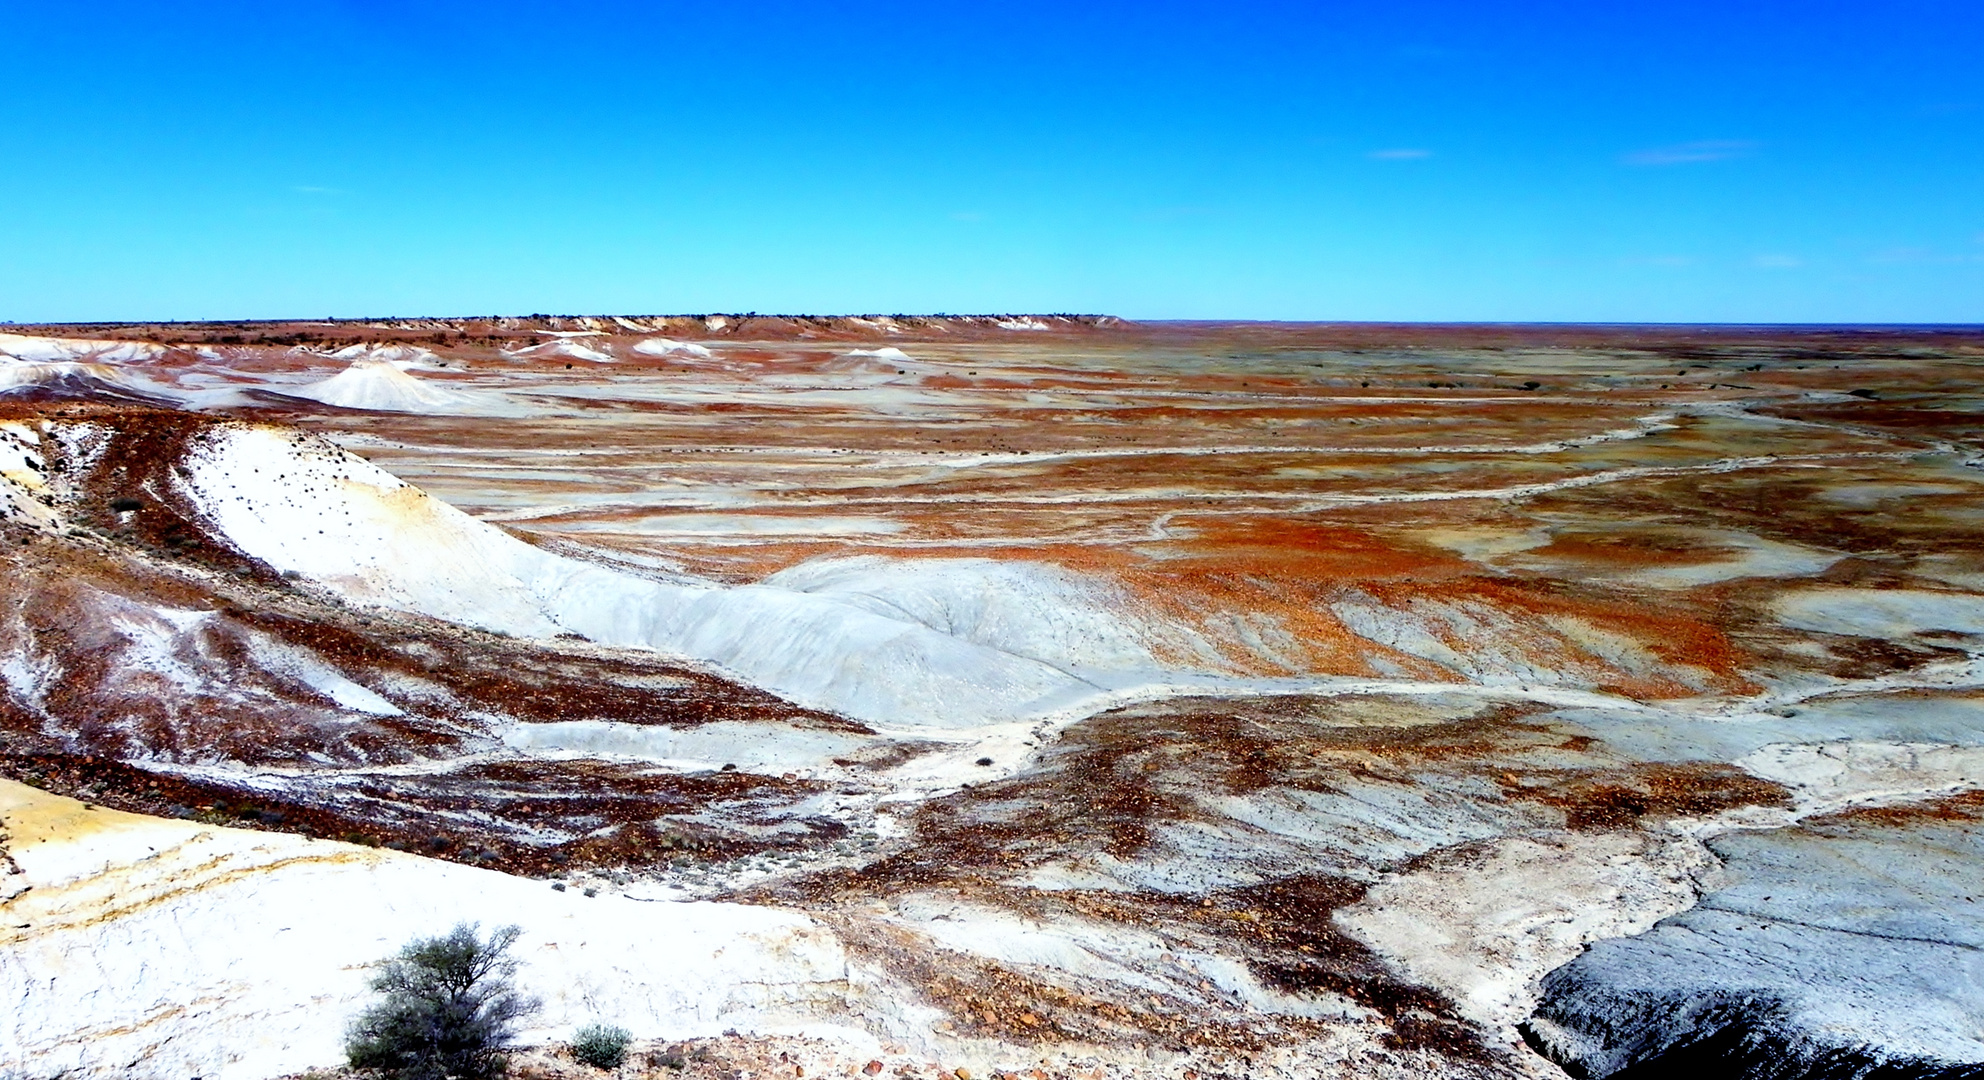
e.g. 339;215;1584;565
3;316;1984;1079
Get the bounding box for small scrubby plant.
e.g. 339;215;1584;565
345;922;538;1080
571;1024;633;1070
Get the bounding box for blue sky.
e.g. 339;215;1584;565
1;1;1979;322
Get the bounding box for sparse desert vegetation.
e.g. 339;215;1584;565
345;924;536;1080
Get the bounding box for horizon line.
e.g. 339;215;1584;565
6;315;1982;332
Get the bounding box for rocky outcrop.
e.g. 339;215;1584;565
1525;796;1984;1079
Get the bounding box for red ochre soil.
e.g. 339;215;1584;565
6;317;1984;1074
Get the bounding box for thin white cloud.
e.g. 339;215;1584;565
1871;246;1984;265
1367;148;1432;160
1622;140;1755;166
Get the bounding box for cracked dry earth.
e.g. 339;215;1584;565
5;317;1984;1079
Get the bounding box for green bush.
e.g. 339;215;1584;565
571;1024;633;1070
345;923;538;1080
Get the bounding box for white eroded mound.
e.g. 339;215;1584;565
0;333;167;364
284;361;479;414
0;358;176;403
174;425;1149;728
632;337;715;359
509;339;616;363
325;343;447;369
823;347;920;376
0;780;865;1080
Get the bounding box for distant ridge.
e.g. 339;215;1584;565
4;316;1979;357
2;313;1126;345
